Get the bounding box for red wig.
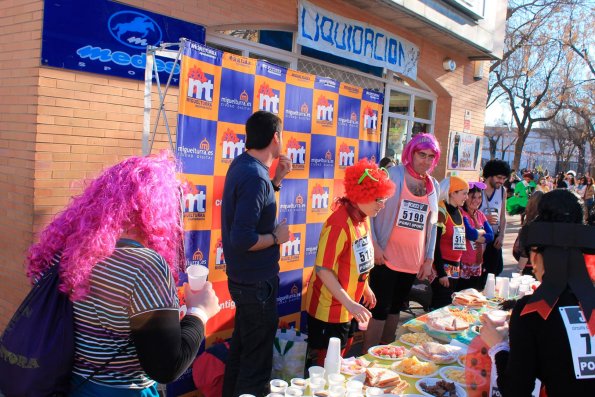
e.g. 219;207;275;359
344;159;395;203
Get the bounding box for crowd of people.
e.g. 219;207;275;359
7;109;594;396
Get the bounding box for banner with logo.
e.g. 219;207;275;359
177;40;382;346
298;0;419;80
41;0;205;83
447;131;483;171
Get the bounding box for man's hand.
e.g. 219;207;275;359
373;243;387;265
438;276;449;288
493;234;504;249
274;218;290;244
184;282;220;320
362;284;377;309
418;258;433;280
272;154;292;186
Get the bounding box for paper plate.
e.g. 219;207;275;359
367;345;409;361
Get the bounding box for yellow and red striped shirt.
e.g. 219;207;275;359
306;204;372;323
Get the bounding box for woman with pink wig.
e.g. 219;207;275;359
26;153;220;396
364;133;441;350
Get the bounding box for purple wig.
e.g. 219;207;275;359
401;133;441;173
26;152;185;301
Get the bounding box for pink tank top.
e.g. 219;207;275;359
384;180;430;274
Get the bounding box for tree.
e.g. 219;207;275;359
542;113;583;173
487;0;591;170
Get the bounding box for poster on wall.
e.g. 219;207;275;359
447;131;483;171
41;0;205;83
176;39;383;348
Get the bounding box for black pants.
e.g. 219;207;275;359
368;265;417;320
222;275;279;397
431;277;458;309
479;237;503;289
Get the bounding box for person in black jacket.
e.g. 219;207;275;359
480;190;595;396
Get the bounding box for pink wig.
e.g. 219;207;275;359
26;152;185;301
401;133;441;173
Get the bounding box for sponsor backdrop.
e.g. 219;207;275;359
177;40;383;347
41;0;205;83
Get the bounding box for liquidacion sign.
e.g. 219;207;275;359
41;0;205;83
298;0;419;80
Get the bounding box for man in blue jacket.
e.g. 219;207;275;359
221;111;292;397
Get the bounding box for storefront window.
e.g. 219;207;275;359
414;97;432;120
388;92;410;115
386;117;408;161
412;122;430;135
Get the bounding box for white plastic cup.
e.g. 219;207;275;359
365;387;384;396
357;319;368;331
290;378;307;391
327;373;345;387
345;380;363;392
187;265;209;290
487;273;496;280
511;272;521;279
308;366;325;380
329;386;346;397
500;278;510;299
346;393;364;397
487;309;509;326
483;277;496;299
309;377;327;394
509;282;520;298
285;386;304;397
270;379;289;393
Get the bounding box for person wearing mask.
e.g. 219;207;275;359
364;134;441;350
458;182;494;291
25;153;221;396
480;189;595;396
305;159;395;365
430;176;469;309
221;111;292;397
479;160;511;289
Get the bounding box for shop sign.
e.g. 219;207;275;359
298;0;419;80
41;0;205;83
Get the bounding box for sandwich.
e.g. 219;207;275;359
365;367;402;388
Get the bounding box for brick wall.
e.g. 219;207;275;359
0;0;490;331
0;0;43;331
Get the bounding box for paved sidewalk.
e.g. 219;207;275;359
500;214;522;277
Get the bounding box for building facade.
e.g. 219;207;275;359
0;0;507;331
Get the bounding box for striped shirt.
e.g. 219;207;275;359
72;247;178;388
306;204;372;323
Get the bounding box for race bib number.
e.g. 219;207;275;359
396;200;428;231
559;306;595;379
453;226;466;250
353;235;374;275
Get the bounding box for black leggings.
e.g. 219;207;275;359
368;265;417;320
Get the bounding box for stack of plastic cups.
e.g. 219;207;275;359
484;273;496;298
324;337;341;378
308;366;326;395
499;277;510;299
509;278;520;298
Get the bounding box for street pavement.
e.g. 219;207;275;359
500;214;522;277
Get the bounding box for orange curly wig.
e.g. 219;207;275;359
344;159;395;203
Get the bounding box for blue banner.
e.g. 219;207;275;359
41;0;205;83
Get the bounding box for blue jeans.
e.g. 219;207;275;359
222;275;279;397
69;374;158;397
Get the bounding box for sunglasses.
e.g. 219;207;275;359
469;181;487;190
358;167;389;184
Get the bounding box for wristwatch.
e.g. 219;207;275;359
271;180;282;192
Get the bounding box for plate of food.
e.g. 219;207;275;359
341;356;371;375
415;377;466;397
439;366;486;389
448;307;480;324
368;345;409;361
425;316;470;334
364;367;409;395
399;332;437;347
410;342;463;365
452;289;487;308
391;356;439;378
